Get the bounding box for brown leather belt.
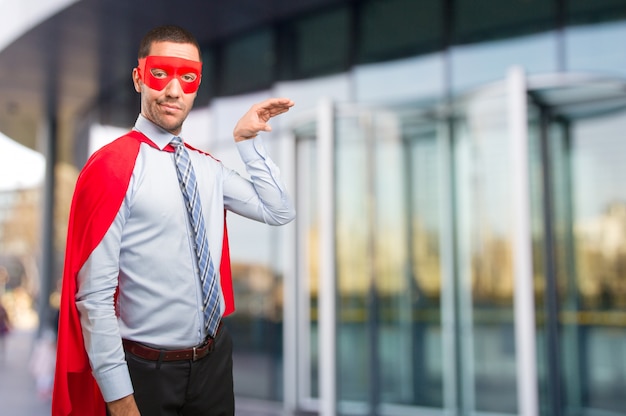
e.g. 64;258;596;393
122;322;222;362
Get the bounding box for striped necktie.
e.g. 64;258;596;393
170;136;221;337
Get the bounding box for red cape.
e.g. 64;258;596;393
52;131;234;416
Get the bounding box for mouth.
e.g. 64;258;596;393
159;102;182;113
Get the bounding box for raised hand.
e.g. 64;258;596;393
233;98;295;142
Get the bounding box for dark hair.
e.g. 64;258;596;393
138;25;201;59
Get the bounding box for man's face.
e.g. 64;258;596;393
132;41;201;135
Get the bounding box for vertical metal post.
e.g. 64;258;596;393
508;66;539;416
538;105;563;416
438;117;459;415
37;23;60;338
317;97;336;416
560;128;583;415
282;131;298;415
38;115;57;336
295;136;313;410
363;112;380;416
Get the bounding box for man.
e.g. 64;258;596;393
52;25;295;416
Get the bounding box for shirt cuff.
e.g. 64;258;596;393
236;136;267;163
94;363;134;402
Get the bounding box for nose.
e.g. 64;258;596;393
164;77;183;97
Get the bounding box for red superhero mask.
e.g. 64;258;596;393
137;55;202;94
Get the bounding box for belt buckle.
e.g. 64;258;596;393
192;345;199;361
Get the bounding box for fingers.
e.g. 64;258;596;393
233;98;294;142
259;97;294;108
258;108;289;123
255;98;294;118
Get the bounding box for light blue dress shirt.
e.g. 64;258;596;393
75;114;295;402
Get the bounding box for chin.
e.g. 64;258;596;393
159;118;183;134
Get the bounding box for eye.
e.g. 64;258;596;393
150;69;169;79
180;73;198;83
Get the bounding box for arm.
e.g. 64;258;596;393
53;135;141;416
75;200;135;406
224;98;296;224
68;137;142;411
223;138;295;225
107;395;141;416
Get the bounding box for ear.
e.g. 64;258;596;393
132;67;142;93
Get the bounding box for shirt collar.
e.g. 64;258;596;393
133;114;180;150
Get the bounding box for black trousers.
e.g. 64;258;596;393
124;325;234;416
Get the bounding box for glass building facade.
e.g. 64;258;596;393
0;1;581;416
3;1;626;415
179;1;626;415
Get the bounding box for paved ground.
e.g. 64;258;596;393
0;329;52;416
0;329;284;416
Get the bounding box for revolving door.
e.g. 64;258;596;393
287;70;626;416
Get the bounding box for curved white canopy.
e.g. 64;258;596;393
0;132;44;191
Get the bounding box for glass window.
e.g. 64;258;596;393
453;88;518;414
354;54;446;104
358;0;443;63
567;0;626;25
453;0;556;44
293;123;320;400
525;80;626;416
333;106;445;412
386;111;444;408
334;113;370;405
228;218;286;401
558;111;626;415
219;28;274;96
565;21;626;77
195;49;215;106
282;7;352;79
213;144;286;402
451;32;559;93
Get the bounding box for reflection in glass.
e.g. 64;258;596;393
227;220;285;401
215;145;286;402
398;114;444;408
335;114;370;407
333;107;445;412
550;110;626;415
294;126;320;400
292;76;626;416
454;90;518;414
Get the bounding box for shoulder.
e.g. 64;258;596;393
185;143;221;162
82;134;141;173
87;134;140;163
75;134;142;193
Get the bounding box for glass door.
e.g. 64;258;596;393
292;119;319;412
291;103;452;416
291;74;538;416
289;73;626;416
451;69;538;416
529;78;626;416
330;106;447;413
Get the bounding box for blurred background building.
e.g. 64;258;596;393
1;0;626;415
